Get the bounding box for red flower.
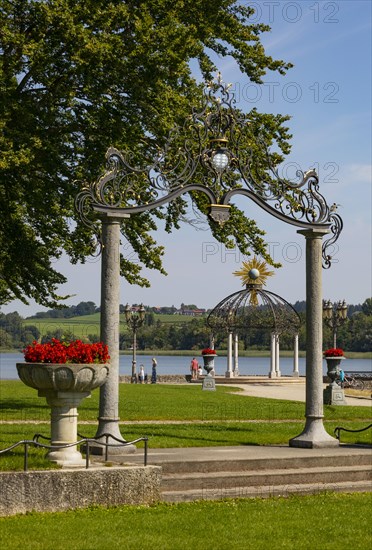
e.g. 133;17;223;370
23;339;110;364
323;348;344;358
201;348;217;355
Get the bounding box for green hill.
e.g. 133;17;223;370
23;312;197;339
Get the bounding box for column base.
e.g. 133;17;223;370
289;417;339;448
268;372;277;378
89;417;137;455
87;438;137;456
292;372;300;378
225;371;234;378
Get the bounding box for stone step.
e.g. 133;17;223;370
161;464;372;491
107;445;372;503
212;376;306;385
161;480;372;503
158;452;372;475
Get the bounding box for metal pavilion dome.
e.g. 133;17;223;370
207;283;301;335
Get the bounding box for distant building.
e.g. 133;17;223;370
177;309;206;317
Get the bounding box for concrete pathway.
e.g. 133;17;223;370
227;382;371;408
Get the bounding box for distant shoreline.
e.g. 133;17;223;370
3;349;370;360
124;350;371;360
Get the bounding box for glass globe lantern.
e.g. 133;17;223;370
322;299;333;320
338;300;348;320
210;138;229;172
212;149;229;171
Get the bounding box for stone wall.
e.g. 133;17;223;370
119;374;190;384
0;465;161;516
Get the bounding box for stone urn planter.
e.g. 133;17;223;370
202;354;217;375
17;362;109;466
201;349;217;391
323;351;346;405
325;356;343;384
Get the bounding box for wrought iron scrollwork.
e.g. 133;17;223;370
75;75;343;267
207;283;301;335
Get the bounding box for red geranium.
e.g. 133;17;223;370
201;348;217;355
323;348;344;358
24;339;110;364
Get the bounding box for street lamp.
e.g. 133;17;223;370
323;299;348;348
125;304;146;383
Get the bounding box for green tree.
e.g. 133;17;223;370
361;298;372;316
0;0;292;307
0;327;13;348
347;313;372;352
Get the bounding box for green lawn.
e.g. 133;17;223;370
0;381;371;470
1;419;371;471
1;381;371;423
1;493;371;550
0;385;371;550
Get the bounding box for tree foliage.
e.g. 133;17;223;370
1;297;372;352
0;0;293;306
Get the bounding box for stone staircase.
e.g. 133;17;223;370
113;444;372;503
156;447;372;502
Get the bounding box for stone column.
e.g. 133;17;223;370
233;333;239;376
269;332;276;378
293;334;299;377
225;332;234;377
290;228;338;448
95;213;135;453
275;334;281;377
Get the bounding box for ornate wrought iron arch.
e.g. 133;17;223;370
75;76;342;268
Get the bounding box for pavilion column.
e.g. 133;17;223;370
293;334;299;377
94;213;135;453
233;333;239;376
225;332;234;377
290;228;338;448
275;334;281;377
210;335;215;350
269;332;276;378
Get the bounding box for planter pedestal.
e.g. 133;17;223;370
323;357;346;406
202;355;216;392
39;390;90;466
17;363;109;467
323;384;347;406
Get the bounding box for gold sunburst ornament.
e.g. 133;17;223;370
233;257;274;306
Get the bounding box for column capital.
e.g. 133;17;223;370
297;227;330;239
97;211;131;223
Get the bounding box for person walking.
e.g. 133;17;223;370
190;357;199;380
151;357;157;384
139;364;145;383
339;368;345;388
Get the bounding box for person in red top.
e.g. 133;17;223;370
190;357;199;380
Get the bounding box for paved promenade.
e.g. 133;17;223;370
228;382;371;407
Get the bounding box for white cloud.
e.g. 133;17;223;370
343;164;372;184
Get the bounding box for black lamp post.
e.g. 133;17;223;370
323;299;348;348
124;304;146;383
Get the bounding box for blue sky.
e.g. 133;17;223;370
2;0;371;317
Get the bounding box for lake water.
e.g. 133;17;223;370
1;352;371;380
